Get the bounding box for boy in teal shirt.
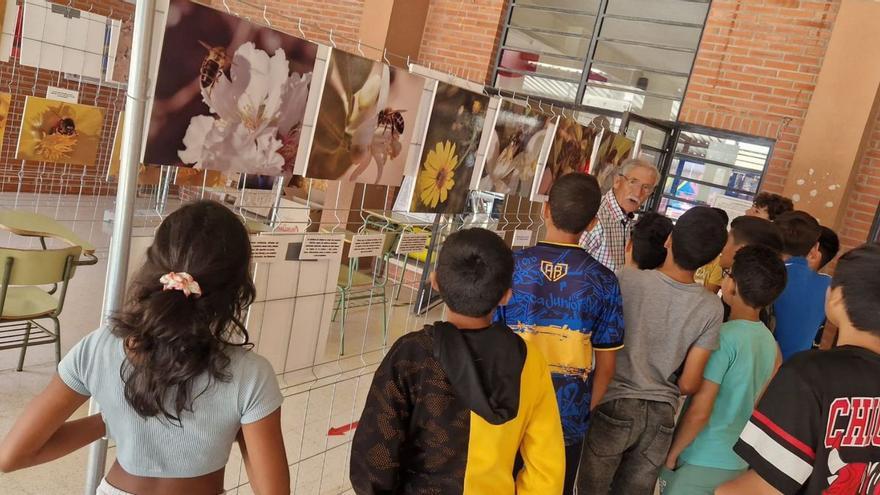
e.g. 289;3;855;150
659;245;787;495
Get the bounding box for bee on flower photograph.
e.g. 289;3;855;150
535;117;599;199
15;96;104;166
478;100;552;198
304;49;425;186
410;82;489;214
143;0;317;177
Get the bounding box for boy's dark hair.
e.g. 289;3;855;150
730;245;788;309
547;173;601;234
775;210;821;257
671;206;728;271
631;212;673;270
711;207;730;226
831;243;880;335
730;216;784;253
112;200;256;424
818;226;840;269
754;192;794;220
436;228;514;317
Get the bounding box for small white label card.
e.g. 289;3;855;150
300;234;345;261
46;86;79;103
512;229;533;247
250;236;285;263
348;233;386;258
396;232;430;255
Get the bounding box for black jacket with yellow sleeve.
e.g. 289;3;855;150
350;321;565;494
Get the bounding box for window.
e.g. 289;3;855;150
493;0;710;121
657;125;774;220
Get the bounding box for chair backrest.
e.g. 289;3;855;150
0;246;82;286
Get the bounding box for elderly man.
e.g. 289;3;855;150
580;159;660;271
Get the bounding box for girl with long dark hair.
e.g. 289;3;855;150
0;200;289;494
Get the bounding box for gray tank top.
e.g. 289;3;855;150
58;329;282;478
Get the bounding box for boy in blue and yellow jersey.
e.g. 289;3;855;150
497;173;625;495
351;228;565;495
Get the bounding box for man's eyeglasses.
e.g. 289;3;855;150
722;268;732;279
618;174;656;194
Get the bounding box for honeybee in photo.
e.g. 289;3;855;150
46;110;77;136
197;41;231;93
377;108;406;137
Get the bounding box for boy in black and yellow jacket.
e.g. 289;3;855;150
351;228;565;494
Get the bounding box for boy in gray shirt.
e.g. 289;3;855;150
577;206;728;494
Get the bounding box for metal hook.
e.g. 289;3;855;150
383;48;390;65
329;29;336;49
549;104;557;117
524;95;531;111
298;18;306;39
222;0;231;15
262;5;271;27
406;55;411;69
356;39;365;57
87;3;94;13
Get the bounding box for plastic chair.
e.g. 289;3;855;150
0;246;81;371
333;252;391;356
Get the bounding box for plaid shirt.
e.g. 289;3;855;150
579;190;632;272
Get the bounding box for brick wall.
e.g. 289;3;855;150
839;109;880;250
0;0;135;195
418;0;509;84
680;0;840;193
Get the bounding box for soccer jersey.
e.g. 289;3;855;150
734;346;880;494
496;241;625;445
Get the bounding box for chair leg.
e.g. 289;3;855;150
381;290;388;347
338;292;347;356
52;317;61;367
17;321;32;372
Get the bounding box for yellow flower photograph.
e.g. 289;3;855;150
410;82;489;214
16;96;104;166
0;93;11;154
418;141;459;209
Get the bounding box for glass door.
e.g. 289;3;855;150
620;111;675;211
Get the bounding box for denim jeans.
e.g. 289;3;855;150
577;398;676;495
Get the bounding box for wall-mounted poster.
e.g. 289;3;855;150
534;117;598;200
144;0;318;176
592;130;635;193
478;100;552;198
106;113;164;185
302;49;426;186
0;92;10;153
410;82;489;214
16;96;104;165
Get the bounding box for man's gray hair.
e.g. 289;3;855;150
619;158;660;185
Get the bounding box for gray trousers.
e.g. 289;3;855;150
577;398;676;495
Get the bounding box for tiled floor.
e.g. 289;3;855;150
0;193;446;494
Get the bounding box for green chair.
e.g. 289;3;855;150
0;246;81;371
333;252;392;356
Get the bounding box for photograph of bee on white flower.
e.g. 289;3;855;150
15;96;104;166
478;100;552;198
143;0;317;177
411;82;489;214
304;50;425;186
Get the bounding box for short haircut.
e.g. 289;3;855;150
672;206;728;271
775;210;821;257
831;243;880;335
754;192;794;220
547;173;602;234
730;245;788;309
630;212;673;270
435;228;514;317
711;207;730;227
818;226;840;269
619;158;660;184
730;216;784;253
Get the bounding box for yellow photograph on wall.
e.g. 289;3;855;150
16;96;104;166
0;93;11;153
